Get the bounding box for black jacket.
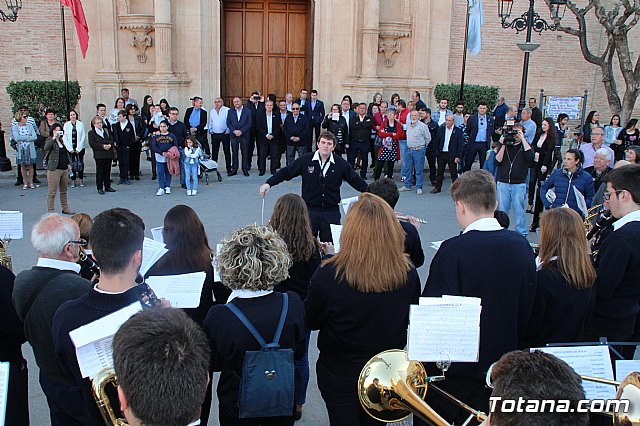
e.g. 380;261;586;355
349;114;373;142
184;107;208;136
466;114;495;146
111;121;135;148
283;114;310;147
167;120;188;148
88;128;115;160
255;111;283;144
435;124;464;160
308;100;326;124
322;115;349;146
495;143;534;184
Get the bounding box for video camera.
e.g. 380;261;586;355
502;119;518;145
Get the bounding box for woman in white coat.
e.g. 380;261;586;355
63;109;87;187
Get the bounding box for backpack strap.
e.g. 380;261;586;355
20;269;70;320
226;293;289;350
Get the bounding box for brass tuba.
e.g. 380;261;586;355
92;367;128;426
581;372;640;425
358;349;487;425
0;238;12;271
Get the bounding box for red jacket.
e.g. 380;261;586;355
377;118;405;159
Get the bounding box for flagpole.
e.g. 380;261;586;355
459;0;471;102
60;1;71;114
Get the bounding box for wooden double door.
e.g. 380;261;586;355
222;0;312;105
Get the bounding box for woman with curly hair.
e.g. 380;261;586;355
204;225;306;426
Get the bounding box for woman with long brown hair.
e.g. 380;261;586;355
523;207;596;348
270;193;322;420
306;193;420;425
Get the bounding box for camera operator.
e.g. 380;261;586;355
495;122;533;236
44;124;75;214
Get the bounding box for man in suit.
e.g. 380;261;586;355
293;89;309;116
340;99;357;135
433;114;464;193
184;96;209;155
246;91;265;171
307;89;325;151
463;101;495;172
256;99;283;175
226;97;253;176
283;103;310;166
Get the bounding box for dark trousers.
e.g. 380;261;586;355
464;141;488;172
435;152;458;190
129;141;141;178
211;132;232;172
373;160;395;180
150;144;157;177
310;122;322;152
196;133;210;155
426;144;438;184
116;146;130;181
69;149;85;180
309;209;341;243
95;158;112;190
219;403;294;426
3;357;29;426
39;373;85;426
258;138;281;174
230;135;250;173
347;141;369;178
316;361;384;426
529;165;548;228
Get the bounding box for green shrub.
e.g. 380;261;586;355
6;80;81;122
434;83;500;113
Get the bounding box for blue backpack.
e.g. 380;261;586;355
226;293;294;418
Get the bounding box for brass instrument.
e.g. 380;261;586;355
585;203;606;238
358;349;487;425
92;367;128;425
395;212;428;224
581;372;640;425
0;238;12;271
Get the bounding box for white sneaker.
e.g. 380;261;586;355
398;186;411;192
165;187;171;194
187;190;192;196
417;188;423;195
192;190;197;196
156;188;164;196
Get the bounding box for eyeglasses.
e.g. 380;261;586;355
292;108;300;110
67;239;88;247
603;190;624;201
22;115;28;119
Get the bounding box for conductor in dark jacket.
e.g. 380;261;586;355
433;115;464;193
463;101;495;172
184;96;209;155
88;116;115;194
256;99;283;175
283;103;310;166
111;110;136;184
226;97;254;176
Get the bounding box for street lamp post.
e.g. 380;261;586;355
497;0;566;118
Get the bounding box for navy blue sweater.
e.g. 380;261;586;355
585;221;640;341
52;285;145;425
266;152;368;211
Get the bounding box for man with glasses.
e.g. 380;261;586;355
585;164;640;358
283;102;310;166
580;126;614;169
463;101;494;172
12;214;92;425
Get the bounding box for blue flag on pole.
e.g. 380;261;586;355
467;0;483;56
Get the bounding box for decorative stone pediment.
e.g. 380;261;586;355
378;22;412;67
118;15;154;63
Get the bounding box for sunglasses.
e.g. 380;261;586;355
292;108;300;110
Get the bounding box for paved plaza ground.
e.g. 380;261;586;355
0;156;538;425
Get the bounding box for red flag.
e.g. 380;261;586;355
61;0;89;58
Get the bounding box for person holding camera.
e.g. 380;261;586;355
62;110;86;188
495;122;534;236
44;123;74;214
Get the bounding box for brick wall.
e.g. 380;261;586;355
0;0;77;123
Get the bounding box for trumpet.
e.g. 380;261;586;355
358;349;486;425
92;367;128;425
395;212;428;224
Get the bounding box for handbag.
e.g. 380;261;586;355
71;159;84;173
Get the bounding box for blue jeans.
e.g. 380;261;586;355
497;182;527;236
178;146;186;184
399;140;408;181
184;163;199;190
156;161;171;189
403;146;426;189
287;145;306;166
294;329;312;405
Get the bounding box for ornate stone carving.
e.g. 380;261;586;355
377;22;411;68
119;15;155;63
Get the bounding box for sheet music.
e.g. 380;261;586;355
150;226;164;243
408;298;482;362
213;244;223;282
0;362;8;426
535;346;616;400
615;360;640;382
139;237;168;277
0;211;23;239
340;196;359;216
330;224;343;252
146;272;206;308
573;186;588;217
69;302;142;379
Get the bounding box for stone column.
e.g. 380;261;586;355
361;0;380;80
153;0;174;77
408;0;432;100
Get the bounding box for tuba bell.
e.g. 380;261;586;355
92;367;128;426
581;372;640;425
0;238;12;271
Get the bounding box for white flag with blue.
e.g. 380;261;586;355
467;0;483;56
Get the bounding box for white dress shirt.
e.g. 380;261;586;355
312;150;335;177
227;289;273;303
208;106;230;134
462;217;503;234
266;113;273;134
36;257;81;273
613;209;640;231
443;125;454;152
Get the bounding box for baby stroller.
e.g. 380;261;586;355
199;155;223;184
